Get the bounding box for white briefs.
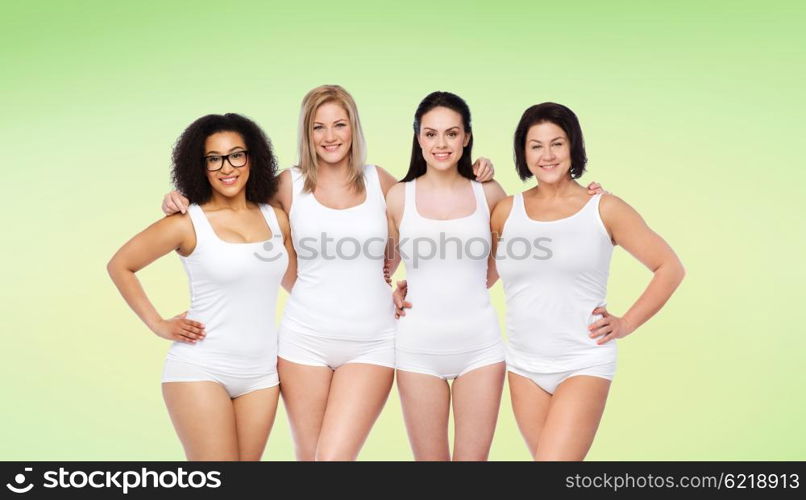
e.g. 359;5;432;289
278;326;395;370
396;342;504;380
162;358;279;398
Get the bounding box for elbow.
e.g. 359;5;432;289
676;261;686;285
106;257;119;280
107;255;135;282
666;258;686;289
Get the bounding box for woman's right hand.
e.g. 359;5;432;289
393;280;412;319
153;312;205;343
162;191;189;215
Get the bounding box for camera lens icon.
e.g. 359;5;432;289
6;468;34;494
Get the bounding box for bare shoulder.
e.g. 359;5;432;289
599;193;641;220
481;179;507;210
481;179;506;196
375;165;399;195
147;211;196;255
274;168;294;210
386;181;406;208
158;211;193;234
277;168;293;189
598;193;649;243
492;194;514;216
385;181;406;224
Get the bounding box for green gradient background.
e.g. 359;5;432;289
2;1;804;460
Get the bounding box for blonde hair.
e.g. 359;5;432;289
297;85;367;193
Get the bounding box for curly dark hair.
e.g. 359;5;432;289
401;91;475;182
513;102;587;181
171;113;279;204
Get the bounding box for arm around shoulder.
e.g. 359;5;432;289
385;182;406;231
272;168;293;212
375;166;400;198
272;206;297;293
482;179;508;212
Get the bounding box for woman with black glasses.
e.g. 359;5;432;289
107;113;296;460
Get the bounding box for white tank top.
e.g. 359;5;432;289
396;178;501;354
167;203;289;374
496;192;615;371
281;165;396;340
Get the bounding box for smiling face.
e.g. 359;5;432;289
417;106;470;172
525;121;572;183
312;101;352;167
204;130;250;199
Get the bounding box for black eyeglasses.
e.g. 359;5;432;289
204;150;249;172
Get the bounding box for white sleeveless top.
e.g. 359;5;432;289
496;192;616;371
396;178;501;354
280;165;396;340
167;203;289;374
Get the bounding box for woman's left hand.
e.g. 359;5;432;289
393;280;411;319
588;307;634;345
472;157;495;182
586;181;606;195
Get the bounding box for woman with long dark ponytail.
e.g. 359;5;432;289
386;92;508;460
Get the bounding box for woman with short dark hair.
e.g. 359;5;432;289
492;102;685;460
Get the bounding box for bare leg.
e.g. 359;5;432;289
315;364;394;461
534;376;611;461
451;361;505;461
232;386;281;460
277;358;333;461
162;381;238;461
396;370;451;461
508;371;552;457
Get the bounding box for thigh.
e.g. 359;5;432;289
277;357;333;461
534;375;611;461
232;386;281;461
162;381;239;461
508;370;553;458
451;361;505;461
315;363;394;461
396;369;451;461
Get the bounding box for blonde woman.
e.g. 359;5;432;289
162;85;495;460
